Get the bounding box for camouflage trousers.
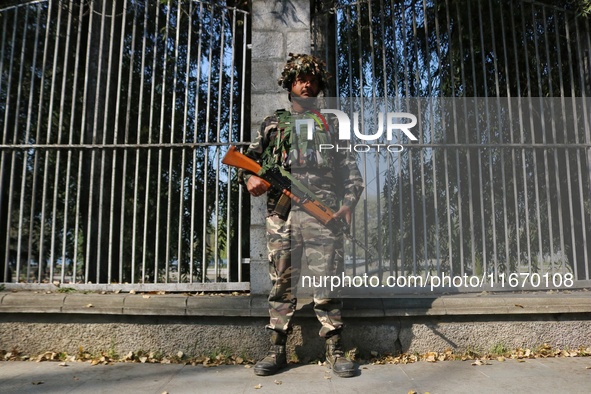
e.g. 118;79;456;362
265;209;344;338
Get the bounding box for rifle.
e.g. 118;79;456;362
222;146;374;258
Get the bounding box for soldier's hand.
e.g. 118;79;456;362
333;205;352;225
246;175;269;197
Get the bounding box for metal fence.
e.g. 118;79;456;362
3;0;591;295
0;0;250;291
313;0;591;293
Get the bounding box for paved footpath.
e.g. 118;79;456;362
1;357;590;394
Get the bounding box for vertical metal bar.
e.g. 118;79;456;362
165;0;181;283
453;1;468;276
101;0;120;284
202;3;216;282
214;5;227;282
190;1;204;283
238;8;249;280
467;0;486;277
353;1;367;275
132;0;149;284
0;9;10;282
553;8;577;277
442;0;455;276
394;0;406;275
563;14;583;281
166;0;181;283
521;1;544;273
113;0;129;284
477;0;498;278
542;5;567;274
155;1;172;283
124;0;140;284
55;0;75;284
69;0;86;283
1;9;19;282
365;0;381;274
573;14;591;280
400;2;417;275
39;1;61;282
530;3;554;276
379;0;394;276
13;6;31;283
99;3;119;283
421;0;438;277
499;0;521;275
509;0;532;275
431;0;443;275
144;0;160;283
19;5;42;283
80;0;95;283
226;7;237;282
487;0;509;278
92;0;110;282
47;2;65;283
179;0;194;283
415;0;428;276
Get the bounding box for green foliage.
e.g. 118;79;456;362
57;287;76;293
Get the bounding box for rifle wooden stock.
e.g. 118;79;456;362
222;146;271;188
222;146;348;235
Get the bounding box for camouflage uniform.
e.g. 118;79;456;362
242;109;364;337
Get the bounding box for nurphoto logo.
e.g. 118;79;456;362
295;108;418;153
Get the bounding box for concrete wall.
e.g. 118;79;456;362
1;312;589;363
249;0;312;295
1;292;590;362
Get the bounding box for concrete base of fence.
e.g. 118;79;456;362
1;292;590;362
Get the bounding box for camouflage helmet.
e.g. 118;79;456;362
277;53;330;93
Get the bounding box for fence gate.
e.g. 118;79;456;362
313;0;591;295
0;0;250;291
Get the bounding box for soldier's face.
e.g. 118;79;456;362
291;73;320;99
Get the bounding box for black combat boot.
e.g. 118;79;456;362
254;331;288;376
325;334;355;377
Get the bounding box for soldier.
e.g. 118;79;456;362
240;53;364;377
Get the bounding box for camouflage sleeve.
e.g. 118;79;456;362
337;148;364;209
237;115;278;186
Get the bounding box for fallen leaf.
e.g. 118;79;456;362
254;384;263;389
274;380;283;385
142;295;150;299
425;352;437;362
86;304;93;308
514;304;524;308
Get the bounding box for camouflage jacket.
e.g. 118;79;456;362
239;109;364;215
